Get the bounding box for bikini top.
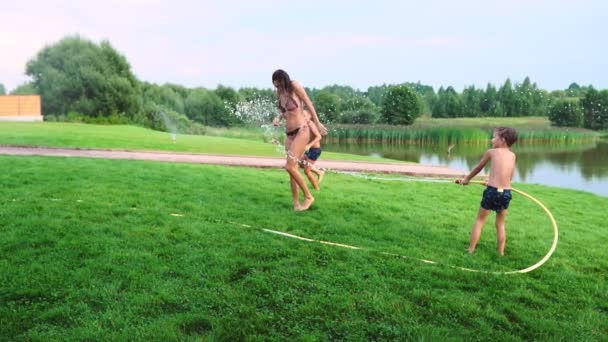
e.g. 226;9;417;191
279;96;299;113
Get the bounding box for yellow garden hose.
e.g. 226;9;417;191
228;177;558;274
464;180;559;274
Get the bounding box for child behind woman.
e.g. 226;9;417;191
301;110;325;190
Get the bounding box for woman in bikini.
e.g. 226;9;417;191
271;69;327;211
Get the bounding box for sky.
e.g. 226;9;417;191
2;0;607;93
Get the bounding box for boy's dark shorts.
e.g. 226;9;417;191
480;186;512;212
305;148;322;161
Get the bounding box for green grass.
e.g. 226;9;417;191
1;156;606;340
0;122;389;162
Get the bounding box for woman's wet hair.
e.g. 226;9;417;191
272;69;293;94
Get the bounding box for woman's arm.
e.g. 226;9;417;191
293;81;328;135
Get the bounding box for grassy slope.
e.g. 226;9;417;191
0;122;390;162
1;156;606;340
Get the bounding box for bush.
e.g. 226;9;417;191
381;85;422;125
314;91;342;123
338;110;380;124
185;88;234;126
581;89;608;130
549;100;583;127
43;112;131;125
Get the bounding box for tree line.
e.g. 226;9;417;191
2;35;607;131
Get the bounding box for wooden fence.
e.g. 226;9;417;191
0;95;43;121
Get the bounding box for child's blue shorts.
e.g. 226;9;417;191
480;186;512;212
305;148;322;161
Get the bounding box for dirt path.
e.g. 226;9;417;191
0;146;472;178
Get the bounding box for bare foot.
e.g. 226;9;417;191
317;170;325;184
466;248;474;254
293;201;302;211
297;196;315;211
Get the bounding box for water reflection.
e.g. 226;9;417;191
324;140;608;197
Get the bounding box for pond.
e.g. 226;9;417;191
324;139;608;197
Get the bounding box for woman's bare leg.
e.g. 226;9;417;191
285;128;314;211
284;139;301;209
290;175;300;209
285;137;303;209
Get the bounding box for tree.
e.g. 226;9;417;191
480;83;497;115
566;82;581;97
512;77;534;116
367;85;388;107
314;90;342;123
565;82;593;98
341;95;377;113
319;85;358;102
141;82;186;114
381;85;421;125
185;88;234;126
215;85;241;111
421;91;438;116
581;88;608;130
403;82;435;115
548;99;583;127
0;83;5;95
339;96;380;124
9;82;38;95
25;35;141;117
165;83;189;100
498;78;514;116
462;85;482;117
531;88;551;117
238;87;275;102
432;86;448;118
445;86;464;117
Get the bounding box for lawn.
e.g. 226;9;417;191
1;156;606;340
0;122;391;162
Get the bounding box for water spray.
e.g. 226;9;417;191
158;111;179;143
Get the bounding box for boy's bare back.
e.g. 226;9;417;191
460;127;518;188
486;148;516;189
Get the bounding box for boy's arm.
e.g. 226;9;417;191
306;121;322;151
459;150;491;185
272;112;284;126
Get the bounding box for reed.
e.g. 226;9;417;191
327;125;599;144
